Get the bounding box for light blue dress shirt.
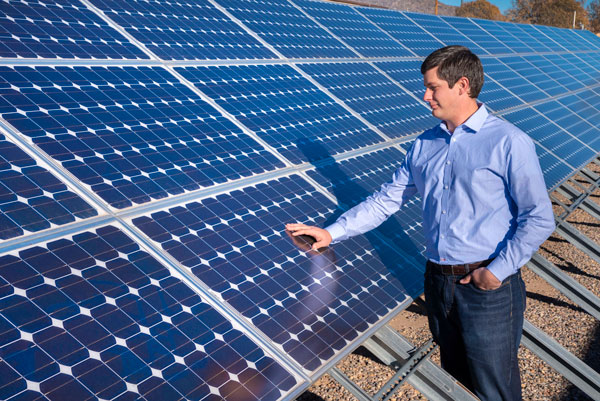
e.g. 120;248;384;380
326;104;555;282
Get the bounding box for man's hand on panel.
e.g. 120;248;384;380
285;223;332;251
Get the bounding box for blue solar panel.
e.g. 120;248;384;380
373;60;425;98
0;133;97;240
532;143;575;190
502;106;596;169
550;53;598;87
403;12;487;55
521;23;565;51
177;64;383;164
498;55;569;97
468;18;534;53
294;0;414;58
305;147;427;257
355;7;443;57
215;0;356;59
481;57;548;103
0;66;284;209
132;175;424;372
0;0;148;59
0;225;298;400
439;16;512;54
88;0;277;60
532;24;582;52
499;22;555;52
299;62;436;138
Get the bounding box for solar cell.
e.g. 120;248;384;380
551;53;598;87
532;143;575;190
88;0;277;60
177;64;384;164
132;175;424;372
0;225;298;400
0;0;148;59
477;76;524;113
531;25;580;52
298;62;436;138
0;133;97;240
373;59;425;98
521;23;565;51
293;0;414;58
0;65;284;209
498;55;569;97
215;0;356;59
355;7;443;57
403;12;487;55
498;22;554;52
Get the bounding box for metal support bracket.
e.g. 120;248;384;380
522;320;600;400
554;220;600;265
527;253;600;321
328;323;478;401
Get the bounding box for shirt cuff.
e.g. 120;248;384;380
485;258;515;283
324;222;346;244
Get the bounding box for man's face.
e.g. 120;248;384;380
423;67;461;122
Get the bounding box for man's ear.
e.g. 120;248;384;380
457;76;470;96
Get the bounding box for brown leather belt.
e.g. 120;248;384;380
427;259;493;275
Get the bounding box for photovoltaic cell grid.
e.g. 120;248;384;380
293;0;414;58
0;225;297;401
0;65;284;209
215;0;356;59
468;18;533;54
299;62;437;138
88;0;278;60
0;133;97;240
0;0;148;59
439;16;513;54
177;64;384;164
132;175;424;372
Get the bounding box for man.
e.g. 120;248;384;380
286;46;555;401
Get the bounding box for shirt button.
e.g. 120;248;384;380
446;160;451;165
444;185;449;189
442;210;447;214
440;234;445;239
451;138;456;142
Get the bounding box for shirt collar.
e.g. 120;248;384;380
439;103;488;135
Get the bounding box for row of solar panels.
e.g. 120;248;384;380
3;0;600;60
1;0;600;400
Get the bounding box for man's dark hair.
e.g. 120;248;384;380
421;45;484;99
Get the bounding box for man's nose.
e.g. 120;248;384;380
423;88;432;102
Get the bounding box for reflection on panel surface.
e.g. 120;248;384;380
0;225;297;400
299;62;436;138
88;0;277;60
177;64;383;164
133;175;423;372
0;66;283;209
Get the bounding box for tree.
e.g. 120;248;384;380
455;0;507;21
508;0;588;28
589;0;600;33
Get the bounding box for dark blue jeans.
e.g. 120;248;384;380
424;262;526;401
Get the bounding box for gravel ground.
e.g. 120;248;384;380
297;160;600;401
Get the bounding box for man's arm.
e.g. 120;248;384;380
287;151;418;250
463;134;555;289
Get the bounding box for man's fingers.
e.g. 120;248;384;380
312;240;327;249
459;273;472;284
285;223;311;231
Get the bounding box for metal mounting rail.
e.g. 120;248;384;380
554;220;600;265
522;320;600;400
328;323;478;401
556;183;600;221
527;253;600;321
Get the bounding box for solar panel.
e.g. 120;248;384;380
1;0;600;398
215;0;356;59
355;7;443;57
0;65;284;209
176;64;384;164
87;0;278;60
0;0;148;59
293;0;414;58
298;62;436;138
0;225;299;400
132;175;424;373
0;133;97;240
